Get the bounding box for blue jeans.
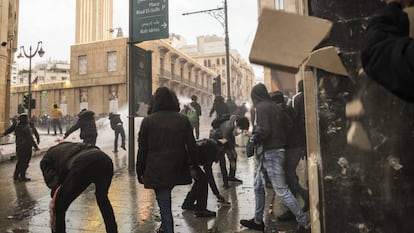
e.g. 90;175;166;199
254;149;309;227
155;187;174;233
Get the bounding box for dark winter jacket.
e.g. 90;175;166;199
65;110;97;139
108;113;123;130
209;96;229;117
190;101;202;119
196;139;220;196
361;2;414;102
15;122;38;149
40;142;100;190
251;83;287;150
290;85;306;149
219;115;239;149
136;87;198;189
3;120;40;145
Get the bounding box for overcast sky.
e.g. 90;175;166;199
16;0;262;76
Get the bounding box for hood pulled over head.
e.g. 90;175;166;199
251;83;271;106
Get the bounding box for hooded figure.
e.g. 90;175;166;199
136;87;198;233
108;113;126;152
64;109;97;145
1;113;39;181
209;95;229;118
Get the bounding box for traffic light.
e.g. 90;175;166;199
22;94;36;109
213;75;222;95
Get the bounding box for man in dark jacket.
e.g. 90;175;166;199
240;83;310;232
190;95;202;139
137;87;198;233
181;139;228;217
64;109;97;145
108;113;126;152
1;113;39;181
209;95;229;118
361;0;414;102
40;142;118;233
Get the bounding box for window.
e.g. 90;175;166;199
79;55;87;75
217;58;220;65
222;58;225;64
61;76;67;81
51;76;57;81
208;60;211;67
107;51;117;72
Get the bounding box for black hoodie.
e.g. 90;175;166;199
251;83;287;150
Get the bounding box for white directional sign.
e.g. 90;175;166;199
132;0;169;42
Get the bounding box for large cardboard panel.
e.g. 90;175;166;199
305;46;348;76
249;9;333;73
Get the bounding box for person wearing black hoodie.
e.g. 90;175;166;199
240;83;310;233
108;113;126;152
209;95;229;118
64;109;97;145
137;87;198;233
1;113;39;181
40;142;118;233
361;0;414;102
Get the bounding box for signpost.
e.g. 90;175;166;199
132;0;169;43
128;0;169;171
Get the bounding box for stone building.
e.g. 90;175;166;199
0;0;18;133
175;34;255;104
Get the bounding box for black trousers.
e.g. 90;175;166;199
14;146;32;179
54;151;117;233
183;167;208;211
51;119;62;135
113;125;125;151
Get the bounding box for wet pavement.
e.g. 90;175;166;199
0;115;304;233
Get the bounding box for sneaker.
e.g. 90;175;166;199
121;145;126;150
277;210;295;221
228;177;243;183
240;218;265;231
194;209;216;218
181;203;196;210
19;177;31;182
296;224;311;233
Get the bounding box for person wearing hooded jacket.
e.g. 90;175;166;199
40;142;118;233
108;113;126;152
64;109;97;145
136;87;198;233
361;0;414;102
209;95;229;118
240;83;310;232
1;113;39;181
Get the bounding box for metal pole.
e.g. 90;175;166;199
224;0;231;101
128;0;135;173
28;46;32;120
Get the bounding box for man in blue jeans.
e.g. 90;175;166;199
240;83;310;233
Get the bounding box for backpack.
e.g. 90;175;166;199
187;109;198;124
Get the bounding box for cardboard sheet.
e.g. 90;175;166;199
249;9;333;73
305;46;348;76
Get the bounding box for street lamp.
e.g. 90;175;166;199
183;0;232;101
17;41;45;120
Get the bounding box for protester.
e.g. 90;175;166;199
181;138;229;217
240;83;310;233
40;142;118;233
136;87;198;233
361;0;414;102
108;113;126;152
271;87;309;222
1;113;39;181
209;95;229;118
217;115;250;188
50;104;63;135
189;95;202;139
64;109;97;145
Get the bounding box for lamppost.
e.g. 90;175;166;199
17;41;45;120
183;0;232;101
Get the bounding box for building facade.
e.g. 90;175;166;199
175;34;255;105
75;0;113;44
0;0;19;133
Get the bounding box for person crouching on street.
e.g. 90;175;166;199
40;142;118;233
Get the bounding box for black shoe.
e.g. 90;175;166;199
113;150;119;153
240;218;265;231
277;210;295;221
228;177;243;183
194;209;216;217
121;145;126;150
296;224;311;233
19;177;31;182
181;203;196;210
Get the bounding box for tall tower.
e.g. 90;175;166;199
75;0;113;44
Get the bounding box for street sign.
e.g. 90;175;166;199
132;0;169;42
